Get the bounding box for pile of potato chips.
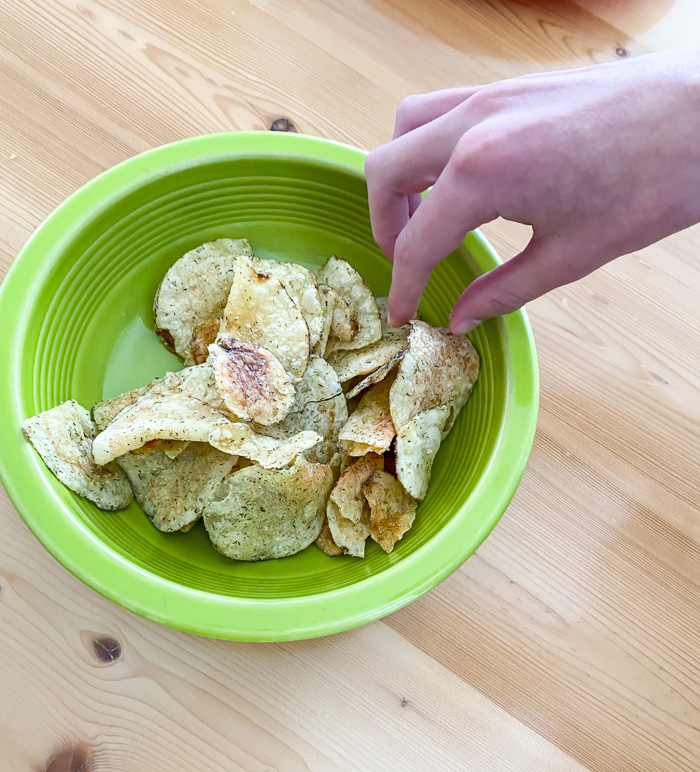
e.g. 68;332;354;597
23;239;480;561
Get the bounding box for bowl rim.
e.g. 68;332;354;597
0;132;539;641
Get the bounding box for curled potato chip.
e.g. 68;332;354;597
23;401;132;511
209;338;295;425
363;469;417;552
394;405;450;500
160;439;189;459
315;256;381;351
93;384;152;431
93;364;231;437
117;442;237;532
327;309;409;387
328;287;358;343
257;356;347;464
339;376;395;456
390;321;480;432
313;285;335;357
154;238;254;357
92;393;230;465
315;516;342;556
220;255;309;380
326;453;383;557
185;318;219;367
208;423;321;468
203;455;333;561
147;363;231;413
250;256;324;348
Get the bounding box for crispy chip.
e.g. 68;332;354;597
219;255;309;379
117;442;237;531
185;318;219;367
92;393;230;465
256;356;347;464
313;285;335;357
394;405;450;500
327;305;409;387
23;401;132;511
150;363;232;415
250;256;324;348
326;453;383;557
338;375;395;456
93;384;152;431
363;469;417;552
315;256;381;351
328;287;358;343
208;423;321;469
390;321;480;432
154;238;254;357
209;338;295;425
315;516;342;556
203;455;333;560
160;439;189;459
344;349;405;399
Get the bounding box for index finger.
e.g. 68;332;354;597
388;159;496;326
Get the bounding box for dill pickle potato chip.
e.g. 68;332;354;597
203;455;333;561
23;401;132;511
154;238;254;358
23;237;479;562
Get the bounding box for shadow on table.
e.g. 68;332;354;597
366;0;677;62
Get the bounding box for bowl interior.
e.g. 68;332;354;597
22;152;505;600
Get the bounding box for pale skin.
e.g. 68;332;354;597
365;47;700;333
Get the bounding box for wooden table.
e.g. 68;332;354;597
1;2;699;770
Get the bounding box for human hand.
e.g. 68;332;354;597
365;48;700;332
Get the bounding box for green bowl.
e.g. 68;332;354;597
0;132;538;641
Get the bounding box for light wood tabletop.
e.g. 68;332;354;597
1;1;699;770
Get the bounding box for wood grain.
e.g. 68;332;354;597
1;1;699;770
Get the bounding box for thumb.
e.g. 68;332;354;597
449;234;590;334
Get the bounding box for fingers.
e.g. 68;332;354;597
387;158;495;326
366;106;472;260
393;87;479;138
449;235;591;333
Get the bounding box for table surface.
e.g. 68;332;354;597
1;1;699;770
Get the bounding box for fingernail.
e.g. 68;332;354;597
451;317;481;335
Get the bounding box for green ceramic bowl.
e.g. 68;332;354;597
0;132;538;641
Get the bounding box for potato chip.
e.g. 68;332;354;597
185;318;219;367
328;287;358;343
209;338;295;425
203;455;333;561
93;384;152;431
257;356;347;464
149;363;232;415
160;440;189;460
315;516;342;556
154;238;254;357
326;453;383;557
390;321;480;432
117;441;238;531
394;405;450;500
208;423;321;469
345;348;405;400
313;285;335;357
338;375;395;456
23;400;132;511
250;256;324;348
363;469;417;552
315;256;381;351
92;393;230;465
219;255;309;380
327;309;409;387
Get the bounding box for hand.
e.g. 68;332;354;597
365;48;700;332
